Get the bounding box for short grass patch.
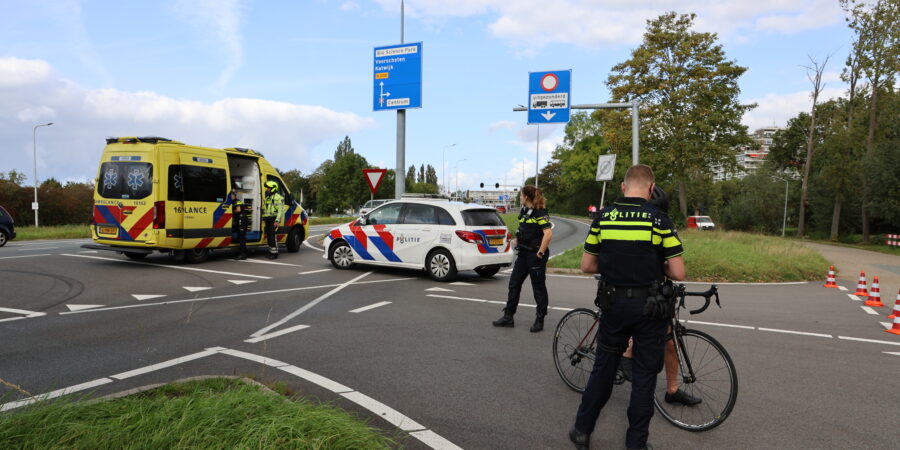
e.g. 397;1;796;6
548;230;828;282
14;224;91;241
309;216;357;226
0;377;395;449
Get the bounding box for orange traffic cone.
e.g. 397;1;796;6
853;271;869;297
824;265;838;288
865;277;884;307
886;315;900;335
888;290;900;320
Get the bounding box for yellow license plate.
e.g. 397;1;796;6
98;226;117;235
489;238;503;246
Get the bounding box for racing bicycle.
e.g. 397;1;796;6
552;280;738;432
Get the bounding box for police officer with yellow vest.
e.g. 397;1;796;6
568;165;685;450
493;185;553;332
263;180;284;259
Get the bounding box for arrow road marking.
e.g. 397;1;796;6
244;324;310;344
0;307;45;318
228;280;256;285
884;352;900;356
66;304;104;312
425;287;454;292
184;286;212;293
541;111;556;121
132;294;166;301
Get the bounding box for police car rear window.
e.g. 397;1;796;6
462;209;504;226
98;162;153;200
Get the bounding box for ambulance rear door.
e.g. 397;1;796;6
179;151;231;249
94;150;156;243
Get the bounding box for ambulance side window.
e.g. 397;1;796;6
182;165;227;202
168;165;184;201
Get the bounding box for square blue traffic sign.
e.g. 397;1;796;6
373;42;422;111
527;70;571;124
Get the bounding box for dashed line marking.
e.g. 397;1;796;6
861;306;879;315
62;253;271;279
838;336;900;347
244;324;310;343
838;286;848;291
350;301;391;313
424;287;454;292
449;282;475;286
0;254;51;260
881;322;892;329
299;269;331;275
18;246;58;251
427;294;488;303
237;259;303;267
849;294;862;301
757;327;832;338
684;320;755;330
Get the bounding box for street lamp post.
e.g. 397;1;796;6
442;143;456;196
454;158;466;200
32;122;53;227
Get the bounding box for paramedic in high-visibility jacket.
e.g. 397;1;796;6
263;180;284;259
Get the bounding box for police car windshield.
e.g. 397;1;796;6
462;209;504;226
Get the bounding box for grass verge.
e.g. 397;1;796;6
13;224;91;241
309;216;357;226
0;377;395;449
549;230;828;282
793;238;900;257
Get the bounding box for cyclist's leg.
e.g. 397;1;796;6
665;326;679;394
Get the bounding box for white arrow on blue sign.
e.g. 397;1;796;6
373;42;423;111
527;70;571;124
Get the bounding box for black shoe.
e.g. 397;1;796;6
267;253;278;260
234;254;247;261
530;316;544;332
665;388;702;406
568;427;590;450
492;314;514;327
619;357;633;382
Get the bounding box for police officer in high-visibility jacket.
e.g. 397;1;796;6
569;164;685;450
262;180;284;259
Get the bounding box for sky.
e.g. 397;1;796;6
0;0;854;195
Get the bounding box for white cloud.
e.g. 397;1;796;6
340;1;360;11
742;86;846;130
0;58;375;185
487;120;517;133
171;0;244;92
368;0;844;48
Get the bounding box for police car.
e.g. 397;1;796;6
324;198;514;281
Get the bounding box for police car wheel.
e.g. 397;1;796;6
287;227;303;252
426;249;457;282
475;266;500;278
329;241;354;269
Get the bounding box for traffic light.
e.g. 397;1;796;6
479;182;484;188
495;183;500;188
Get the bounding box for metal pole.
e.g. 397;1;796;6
631;101;639;165
535;124;540;188
600;182;607;208
395;0;406;199
782;179;788;237
32;122;53;227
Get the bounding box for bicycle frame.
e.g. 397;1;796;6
668;284;720;385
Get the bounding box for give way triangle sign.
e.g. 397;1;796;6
362;168;387;194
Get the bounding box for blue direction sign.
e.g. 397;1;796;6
373;42;422;111
527;70;571;124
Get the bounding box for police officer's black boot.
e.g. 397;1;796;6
492;312;514;327
530;315;544;332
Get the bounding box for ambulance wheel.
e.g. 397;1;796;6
475;266;500;278
329;240;354;269
124;252;148;260
287;227;303;252
427;249;457;282
184;248;209;264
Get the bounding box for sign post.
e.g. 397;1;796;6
362;169;388;204
595;154;617;207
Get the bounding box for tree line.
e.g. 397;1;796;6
531;6;897;242
0;170;94;226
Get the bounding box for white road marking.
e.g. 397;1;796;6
486;300;506;305
228;280;256;285
66;304;104;312
299;269;331;275
425;287;454;292
838;336;900;346
132;294;166;301
501;268;513;274
244;324;310;343
217;348;289;367
0;378;113;412
110;349;219;380
882;322;892;329
237;259;303;267
278;365;354;393
18;246;58;251
60;277;416;316
250;271;374;338
77;250;98;254
838;286;848;291
884;352;900;356
0;317;25;323
0;254;51;260
184;286;212;292
427;294;487;303
684;320;755;330
350;301;391;313
849;294;862;301
757;327;832;338
341;391;426;431
410;430;465;450
62;253;271;279
551;306;574;311
449;282;475;286
861;306;879;315
0;307;45;318
303;234;325;252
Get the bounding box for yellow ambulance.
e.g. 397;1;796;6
85;137;308;262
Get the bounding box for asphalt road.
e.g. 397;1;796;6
2;218;899;449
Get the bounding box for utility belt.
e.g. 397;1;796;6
594;277;675;319
515;243;539;252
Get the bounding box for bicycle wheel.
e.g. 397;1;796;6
653;328;738;432
553;308;599;393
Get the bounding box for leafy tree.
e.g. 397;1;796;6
318;152;371;214
334;136;354;160
605;12;754;218
425;165;438;186
405;165;416;186
797;55;831;237
417;164;425;184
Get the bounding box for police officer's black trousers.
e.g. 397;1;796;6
574;295;667;449
504;250;548;317
233;216;247;256
263;217;278;254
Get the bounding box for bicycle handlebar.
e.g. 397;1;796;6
677;284;720;315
